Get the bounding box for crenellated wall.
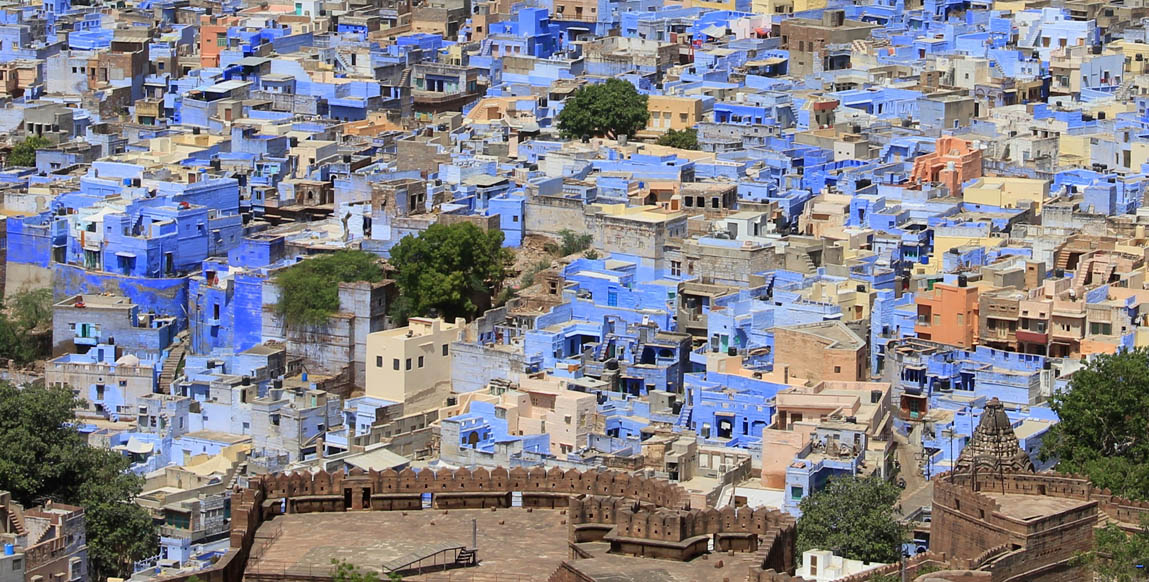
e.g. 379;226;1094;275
567;494;797;566
930;470;1149;582
156;467;796;582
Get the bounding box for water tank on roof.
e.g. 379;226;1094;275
4;544;14;556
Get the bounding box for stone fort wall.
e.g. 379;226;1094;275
931;470;1149;582
156;466;798;582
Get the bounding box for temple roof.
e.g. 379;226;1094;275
953;397;1035;475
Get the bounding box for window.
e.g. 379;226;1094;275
418;356;424;368
216;33;228;48
393;358;400;370
376;356;383;368
406;358;412;370
512;215;518;222
834;366;841;374
933;314;941;326
790;486;803;499
442;344;449;356
670;260;681;277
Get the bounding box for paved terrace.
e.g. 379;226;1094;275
245;508;763;581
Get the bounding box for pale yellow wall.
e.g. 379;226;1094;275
922;236;1005;275
752;0;824;15
963;177;1049;212
1059;134;1090;167
685;0;738;10
1131;142;1149;171
646;95;703;132
365;318;463;406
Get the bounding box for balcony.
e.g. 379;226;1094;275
412;89;478;106
159;522;229;540
1015;329;1048;344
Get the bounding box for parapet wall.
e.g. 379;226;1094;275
939;470;1149;532
568;494;797;570
931;470;1149;582
156;467;739;582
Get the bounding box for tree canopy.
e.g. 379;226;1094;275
796;476;907;564
1040;348;1149;501
557;79;649;140
0;382;157;581
0;289;54;365
274;250;384;328
8;135;51;168
1073;519;1149;581
656;128;699;150
388;222;511;324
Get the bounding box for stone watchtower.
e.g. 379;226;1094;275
952;397;1034;475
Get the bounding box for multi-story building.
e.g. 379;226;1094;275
365;318;465;412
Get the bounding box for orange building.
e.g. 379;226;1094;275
915;279;979;348
199;15;242;68
773;321;868;383
909;136;983;196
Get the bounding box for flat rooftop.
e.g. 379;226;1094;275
248;508;765;580
984;494;1092;521
248;509;571;580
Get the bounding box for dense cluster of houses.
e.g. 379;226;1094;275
2;0;1149;576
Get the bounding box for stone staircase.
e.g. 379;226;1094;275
1116;79;1136;101
674;405;693;431
159;333;188;395
455;548;477;566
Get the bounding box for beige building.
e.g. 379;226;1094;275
645;96;704;134
365;317;464;412
773;321;868;383
963;177;1050;213
440;375;596;462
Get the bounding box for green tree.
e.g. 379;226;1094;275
388;223;512;324
331;559;381;582
8;135;51;167
0;382;157;581
557;79;649;140
796;476;907;564
10;289;53;331
656;128;699;150
0;289;54;365
557;229;593;256
1073;519;1149;581
274;250;384;328
1040;348;1149;501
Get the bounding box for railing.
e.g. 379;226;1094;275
246;563;534;582
159;522;230;539
133;553;162;573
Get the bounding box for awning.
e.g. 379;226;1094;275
702;25;726;38
116;437;154;455
115;251;136;258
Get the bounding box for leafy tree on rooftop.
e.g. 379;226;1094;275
0;382;158;581
1072;519;1149;581
274;250;384;328
388;222;512;325
557;79;649;141
0;289;55;365
8;135;50;168
656;128;699;150
331;559;385;582
1040;348;1149;501
796;475;907;565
